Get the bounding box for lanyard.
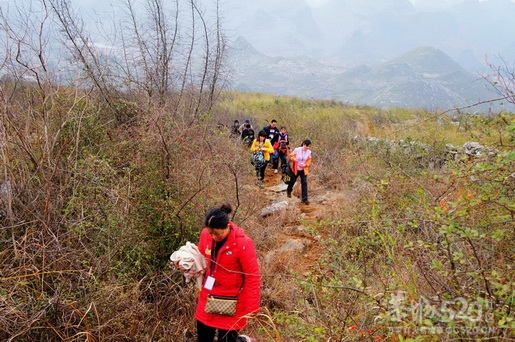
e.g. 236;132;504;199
299;148;309;164
210;238;227;276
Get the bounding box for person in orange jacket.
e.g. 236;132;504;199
194;203;260;342
286;139;312;204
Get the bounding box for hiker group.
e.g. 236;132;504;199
230;118;312;205
172;119;313;342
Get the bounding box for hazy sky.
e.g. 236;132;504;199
304;0;331;6
1;0;508;12
305;0;507;6
304;0;416;6
0;0;499;9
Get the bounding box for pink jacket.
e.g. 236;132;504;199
194;222;261;330
289;146;312;175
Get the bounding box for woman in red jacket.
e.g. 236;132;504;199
195;203;261;342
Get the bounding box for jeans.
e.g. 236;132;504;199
286;169;308;202
197;320;240;342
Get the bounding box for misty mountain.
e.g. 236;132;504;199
221;0;515;110
336;46;495;110
220;0;515;72
71;0;513;111
229;42;499;111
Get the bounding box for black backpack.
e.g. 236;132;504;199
278;140;288;153
281;162;294;184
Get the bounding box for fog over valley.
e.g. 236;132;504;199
213;0;515;110
3;0;514;110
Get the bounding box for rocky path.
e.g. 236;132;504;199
257;167;347;276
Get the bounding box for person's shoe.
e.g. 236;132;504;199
274;169;278;174
286;191;291;198
238;335;256;342
302;200;310;205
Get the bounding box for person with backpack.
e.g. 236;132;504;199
262;119;280;144
276;126;290;173
262;120;280;172
286;139;312;205
239;119;254;132
250;130;274;187
241;124;255;148
193;203;260;342
230;120;241;138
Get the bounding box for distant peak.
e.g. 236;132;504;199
385;46;467;74
232;36;260;54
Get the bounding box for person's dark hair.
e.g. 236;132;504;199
280;126;286;129
245;124;251;128
258;130;267;138
234;120;239;124
271;119;277;123
302;139;312;147
204;203;233;228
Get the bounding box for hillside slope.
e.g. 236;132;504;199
230;43;499;111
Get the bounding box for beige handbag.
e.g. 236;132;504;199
205;295;238;316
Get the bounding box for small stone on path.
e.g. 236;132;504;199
265;182;288;193
259;201;289;217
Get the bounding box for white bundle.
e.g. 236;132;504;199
170;241;207;290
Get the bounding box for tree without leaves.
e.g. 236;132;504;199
107;0;229;121
484;57;515;106
47;0;125;120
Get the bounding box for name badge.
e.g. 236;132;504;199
204;276;215;290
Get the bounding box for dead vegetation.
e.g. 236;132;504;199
1;0;515;340
1;81;514;341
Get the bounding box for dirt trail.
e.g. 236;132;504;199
259;166;347;275
262;165;345;217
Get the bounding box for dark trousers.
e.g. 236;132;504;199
287;169;308;202
278;151;288;171
197;320;240;342
271;156;279;170
255;162;266;180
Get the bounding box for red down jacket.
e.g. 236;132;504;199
194;222;261;330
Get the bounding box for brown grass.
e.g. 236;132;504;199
1;88;514;341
